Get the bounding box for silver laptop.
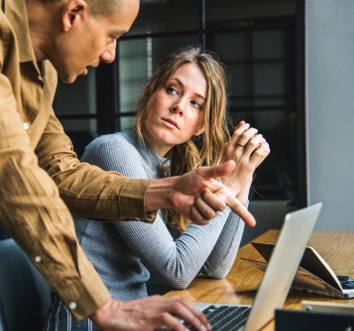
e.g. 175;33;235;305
184;203;323;331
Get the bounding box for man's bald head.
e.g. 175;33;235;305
34;0;125;18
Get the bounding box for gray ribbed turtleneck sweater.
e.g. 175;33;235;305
74;128;246;300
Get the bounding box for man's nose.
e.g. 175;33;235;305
100;41;117;64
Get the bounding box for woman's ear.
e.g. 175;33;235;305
194;125;205;137
61;0;88;32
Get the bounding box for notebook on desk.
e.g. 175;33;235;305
179;203;323;331
243;242;354;299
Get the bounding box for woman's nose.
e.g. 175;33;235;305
171;100;184;114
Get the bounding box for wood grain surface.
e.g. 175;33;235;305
164;230;354;330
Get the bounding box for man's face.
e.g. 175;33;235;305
53;0;139;84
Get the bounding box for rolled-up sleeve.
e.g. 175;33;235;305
35;108;155;223
0;71;112;320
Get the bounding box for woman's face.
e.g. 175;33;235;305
143;63;207;157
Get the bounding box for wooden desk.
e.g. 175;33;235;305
164;230;354;330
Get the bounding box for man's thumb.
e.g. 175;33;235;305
199;160;236;180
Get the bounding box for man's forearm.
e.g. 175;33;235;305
144;177;178;211
144;162;256;227
144;166;227;224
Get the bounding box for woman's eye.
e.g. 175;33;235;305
191;101;202;109
166;86;177;94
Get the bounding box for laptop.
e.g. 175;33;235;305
180;203;323;331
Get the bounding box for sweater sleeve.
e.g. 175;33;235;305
82;135;244;289
200;206;246;278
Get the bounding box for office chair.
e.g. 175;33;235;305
0;231;51;331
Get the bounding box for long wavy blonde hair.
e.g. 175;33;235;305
135;46;230;231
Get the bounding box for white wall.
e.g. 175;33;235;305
306;0;354;230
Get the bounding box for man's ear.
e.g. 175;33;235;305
61;0;88;32
194;125;205;137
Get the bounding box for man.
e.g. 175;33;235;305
0;0;255;330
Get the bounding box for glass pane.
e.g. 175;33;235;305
206;0;296;24
60;119;97;134
54;69;96;117
144;36;201;65
129;0;200;35
228;64;253;100
253;62;285;96
119;116;136;131
253;30;285;59
209;29;293;109
59;119;97;159
209;32;250;62
118;39;148;113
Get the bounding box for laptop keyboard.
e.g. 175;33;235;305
183;305;251;331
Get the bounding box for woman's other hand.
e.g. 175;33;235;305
221;121;270;200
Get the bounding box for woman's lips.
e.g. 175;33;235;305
162;118;179;129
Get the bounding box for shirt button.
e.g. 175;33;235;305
23;122;29;130
69;302;77;310
34;256;41;263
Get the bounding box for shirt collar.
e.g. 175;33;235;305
5;0;38;64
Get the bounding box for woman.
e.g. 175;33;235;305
45;47;269;330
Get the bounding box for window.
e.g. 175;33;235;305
55;0;305;206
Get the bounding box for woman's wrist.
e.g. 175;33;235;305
220;177;242;197
236;179;252;203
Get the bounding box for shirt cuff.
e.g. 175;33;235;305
118;178;157;223
55;267;111;321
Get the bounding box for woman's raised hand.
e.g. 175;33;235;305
221;121;270;199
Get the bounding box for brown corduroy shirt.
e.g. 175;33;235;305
0;0;156;321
